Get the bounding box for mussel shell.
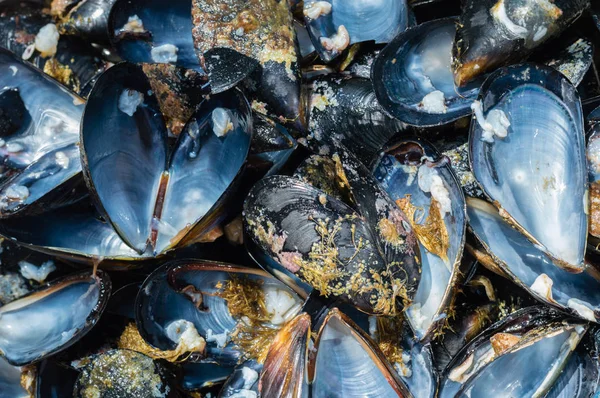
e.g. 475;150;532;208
243;168;420;315
546;337;600;398
452;0;590;86
372;18;483;127
57;0;117;44
303;0;409;62
467;198;600;323
220;360;262;398
73;349;177;398
81;62;252;255
182;362;234;393
543;38;594;87
311;309;410;397
0;270;111;366
373;138;467;341
469;63;587;271
136;261;303;366
0;47;84;218
440;306;584;397
0;197;154;268
307;75;405;168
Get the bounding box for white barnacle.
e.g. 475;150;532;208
530;274;555;302
320;25;350;53
119;15;146;33
567;298;596;322
304;1;332;20
19;260;56;283
118;89;144;117
151;44;178;64
263;286;302;325
4;185;29;201
419;90;447;114
165;320;206;352
34;24;60;57
418;165;452;216
206;328;229;348
211;108;234;137
55;151;69;169
471;100;510;143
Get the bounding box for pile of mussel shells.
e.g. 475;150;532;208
0;0;600;396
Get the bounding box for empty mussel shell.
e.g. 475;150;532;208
467;198;600;323
303;0;409;62
0;270;110;366
470;63;587;272
81;62;252;255
373;138;467;341
372;17;484;127
440;306;587;397
136;261;304;366
452;0;590;86
219;360;262;398
0;48;85;218
0;197;155;268
259;309;411;397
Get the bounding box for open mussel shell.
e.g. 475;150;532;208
470;63;587;272
467;198;600;323
0;48;85;218
0;270;110;366
0;197;154;268
452;0;590;86
259;309;411;397
546;331;600;398
440;306;587;397
341;305;438;397
372;17;483;127
73;349;177;398
136;260;304;366
244;146;421;316
81;62;252;255
373;138;467;341
303;0;409;62
307;74;405;168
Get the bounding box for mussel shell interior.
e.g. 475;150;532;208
470;64;587;270
456;324;586;397
136;262;301;366
0;270;110;366
0;48;83;216
311;310;408;397
372;18;483;126
0;198;152;264
467;198;600;323
304;0;409;62
373;138;466;340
